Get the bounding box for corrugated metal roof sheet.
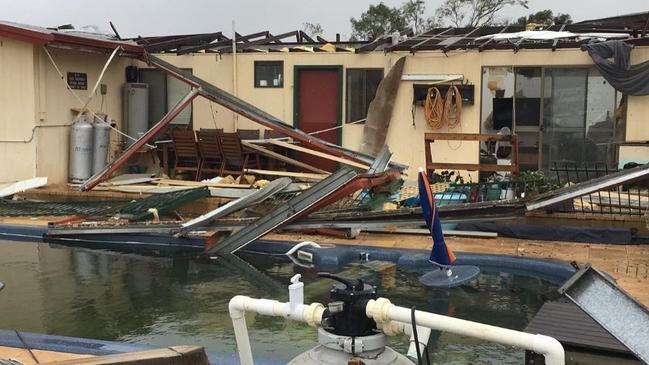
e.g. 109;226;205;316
0;20;143;56
525;299;632;354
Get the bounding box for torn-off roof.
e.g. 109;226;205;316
0;20;143;56
135;30;364;54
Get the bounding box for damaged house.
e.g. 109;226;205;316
0;12;649;185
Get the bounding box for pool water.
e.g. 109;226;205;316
0;240;557;364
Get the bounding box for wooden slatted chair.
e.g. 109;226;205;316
171;127;201;180
237;129;262;169
196;129;225;179
219;132;260;178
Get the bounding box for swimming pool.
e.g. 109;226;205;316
0;239;560;364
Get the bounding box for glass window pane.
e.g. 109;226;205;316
481;67;515;134
542;68;588;169
346;68;383;123
254;61;283;88
585;68;617;166
365;69;383;110
514;67;542;171
481;67;515;162
514;67;542;127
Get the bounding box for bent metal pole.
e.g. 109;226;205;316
81;88;200;191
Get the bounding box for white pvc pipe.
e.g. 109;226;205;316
366;298;564;365
228;295;325;365
376;319;431;360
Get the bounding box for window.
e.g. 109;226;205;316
346;68;384;123
139;68;193;128
481;66;623;171
254;61;283;88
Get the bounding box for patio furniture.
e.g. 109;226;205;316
196;129;225;179
170;127;201;180
220;132;260;177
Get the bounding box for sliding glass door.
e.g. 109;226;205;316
542;68;617;170
482;66;621;173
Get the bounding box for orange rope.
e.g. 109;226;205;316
424;87;444;130
444;84;462;129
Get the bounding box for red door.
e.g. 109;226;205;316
296;68;340;172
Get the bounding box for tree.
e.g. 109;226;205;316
552;13;573;25
436;0;529;27
401;0;436;34
516;9;572;26
350;3;407;40
302;22;324;38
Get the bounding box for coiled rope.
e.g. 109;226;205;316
445;84;462;129
424;84;462;130
424;87;444;129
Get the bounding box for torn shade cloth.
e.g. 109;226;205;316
584;40;649;96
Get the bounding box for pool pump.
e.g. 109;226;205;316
288;272;412;365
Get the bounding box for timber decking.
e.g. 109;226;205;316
0;345;92;364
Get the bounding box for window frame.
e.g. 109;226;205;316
480;65;623;170
254;61;284;88
345;67;384;123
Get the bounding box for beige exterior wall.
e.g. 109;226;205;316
0;37;139;184
161;47;649;176
34;48;138;183
0;36;37;182
2;36;649;183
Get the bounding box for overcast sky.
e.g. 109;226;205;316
3;0;648;39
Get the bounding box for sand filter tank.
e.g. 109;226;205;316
69;117;94;183
288;273;412;365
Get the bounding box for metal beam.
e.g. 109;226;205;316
299;31;315;43
176;31;267;55
551;24;567;51
356;35;390;53
81;88;199;191
145;32;221;52
477;25;509;52
234;30;300;51
442;26;483;52
210;167;359;254
526;163;649;211
558;264;649;363
409;28;454;53
176;177;291;236
366;145;392;173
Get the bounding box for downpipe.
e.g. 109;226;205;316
366;298;565;365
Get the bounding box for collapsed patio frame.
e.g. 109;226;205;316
81;51;398;191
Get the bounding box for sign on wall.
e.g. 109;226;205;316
67;72;88;90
